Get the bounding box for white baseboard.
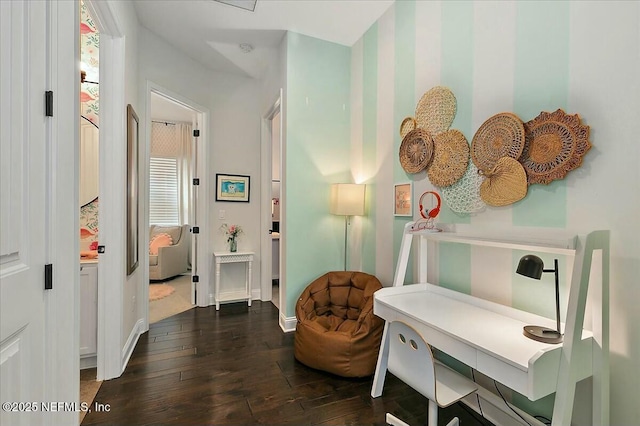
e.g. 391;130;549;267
251;288;261;300
121;319;144;374
279;313;296;333
80;355;97;370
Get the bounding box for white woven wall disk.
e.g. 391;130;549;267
442;162;486;214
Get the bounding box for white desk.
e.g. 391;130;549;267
371;283;593;401
213;251;254;310
372;225;610;426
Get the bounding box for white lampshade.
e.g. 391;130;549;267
330;183;365;216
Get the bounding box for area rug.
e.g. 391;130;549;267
149;275;194;324
149;284;175;301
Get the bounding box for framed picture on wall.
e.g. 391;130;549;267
216;174;250;202
126;104;139;275
394;182;412;217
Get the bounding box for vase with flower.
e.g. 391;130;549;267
221;223;243;252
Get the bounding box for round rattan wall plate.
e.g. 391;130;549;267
399;128;434;174
415;86;457;135
471;112;525;173
427;129;469;187
479;157;528;206
520;109;591;185
399;117;417;138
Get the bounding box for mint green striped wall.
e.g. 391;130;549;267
438;242;471;294
509;2;571;415
285;33;351;314
512;1;570;228
439;1;473;226
361;24;378;276
394;1;415;284
436;1;473;294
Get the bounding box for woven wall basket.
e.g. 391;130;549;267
479;157;527;207
427;129;469;187
399;128;434;174
442;161;486;214
520;109;591;185
471;112;525;173
399;117;417;138
415;86;457;135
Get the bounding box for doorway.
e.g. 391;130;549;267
270;109;281;309
261;92;284;320
79;2;101;418
147;91;197;324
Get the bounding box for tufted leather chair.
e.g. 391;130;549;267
294;271;384;377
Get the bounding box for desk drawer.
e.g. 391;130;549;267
477;350;528;397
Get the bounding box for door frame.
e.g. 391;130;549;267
143;81;211;317
260;90;285;325
44;0;78;421
84;0;126;380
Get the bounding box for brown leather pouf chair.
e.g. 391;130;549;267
294;271;384;378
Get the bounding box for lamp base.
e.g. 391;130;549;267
523;325;563;344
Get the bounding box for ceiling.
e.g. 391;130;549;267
133;0;394;78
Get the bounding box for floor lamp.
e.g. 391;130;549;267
330;183;365;271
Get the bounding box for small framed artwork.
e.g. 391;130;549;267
394;182;412;217
216;174;250;202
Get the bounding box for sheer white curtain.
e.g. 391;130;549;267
176;122;192;226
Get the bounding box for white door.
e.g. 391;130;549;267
0;1;51;424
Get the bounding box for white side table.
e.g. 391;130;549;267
213;251;254;310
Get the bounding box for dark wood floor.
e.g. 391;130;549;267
82;301;494;425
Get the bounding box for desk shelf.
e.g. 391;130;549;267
376;222;610;426
408;229;576;255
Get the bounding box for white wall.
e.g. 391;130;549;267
137;26;264;305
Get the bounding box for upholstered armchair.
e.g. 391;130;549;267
149;224;190;281
294;271;384;378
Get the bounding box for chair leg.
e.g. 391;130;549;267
386;412;411;426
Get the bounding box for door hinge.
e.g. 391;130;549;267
192;275;199;283
45;264;53;290
193;178;200;186
192;226;199;234
45;91;53;117
193;129;200;137
97;245;105;254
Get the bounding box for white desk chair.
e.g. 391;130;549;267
384;321;478;426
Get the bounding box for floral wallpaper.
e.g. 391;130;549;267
80;0;99;126
80;0;99;244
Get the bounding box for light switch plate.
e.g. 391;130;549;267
218;209;225;219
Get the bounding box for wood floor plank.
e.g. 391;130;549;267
82;301;493;425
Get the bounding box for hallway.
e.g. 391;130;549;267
82;301;491;425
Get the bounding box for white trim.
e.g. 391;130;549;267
46;1;79;423
86;0;126;381
80;356;97;370
121;319;144;372
145;81;210;311
251;288;262;300
260;92;282;306
279;313;296;333
84;0;123;38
